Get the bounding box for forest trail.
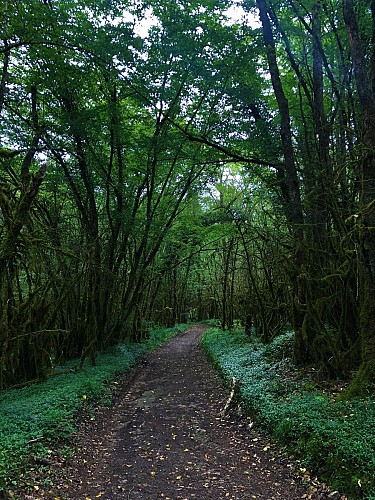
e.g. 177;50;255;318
49;325;328;499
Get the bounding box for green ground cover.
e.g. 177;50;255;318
0;324;187;492
201;328;375;500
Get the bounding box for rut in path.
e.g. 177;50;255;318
60;326;326;500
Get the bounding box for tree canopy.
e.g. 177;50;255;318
0;0;374;396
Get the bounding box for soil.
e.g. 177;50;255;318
19;325;338;499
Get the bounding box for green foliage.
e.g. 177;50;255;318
0;324;184;492
143;323;189;351
263;330;294;361
202;328;375;499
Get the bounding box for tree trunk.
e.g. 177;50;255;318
343;0;375;395
256;0;307;361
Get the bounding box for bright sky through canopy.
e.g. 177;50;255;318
224;2;260;28
121;2;260;38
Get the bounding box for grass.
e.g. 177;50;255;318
0;323;187;493
201;327;375;500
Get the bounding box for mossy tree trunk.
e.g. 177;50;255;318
256;0;307;361
343;0;375;395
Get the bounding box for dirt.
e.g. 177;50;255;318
21;325;337;499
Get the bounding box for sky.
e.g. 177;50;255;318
224;2;260;28
122;2;260;38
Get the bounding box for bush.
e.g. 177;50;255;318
202;327;375;500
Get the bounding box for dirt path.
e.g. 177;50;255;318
50;325;329;499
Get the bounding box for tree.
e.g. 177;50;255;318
0;0;373;395
342;0;375;394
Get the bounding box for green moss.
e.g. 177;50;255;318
344;361;375;399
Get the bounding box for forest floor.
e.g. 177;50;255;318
20;325;334;500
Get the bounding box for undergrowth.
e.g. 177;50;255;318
201;327;375;500
0;323;187;493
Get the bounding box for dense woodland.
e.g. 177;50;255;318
0;0;374;394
